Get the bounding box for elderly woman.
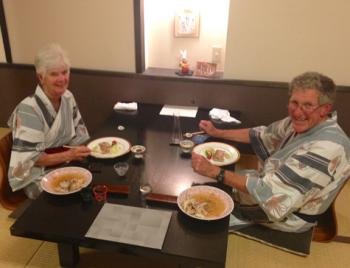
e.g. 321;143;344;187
7;44;91;199
192;71;350;232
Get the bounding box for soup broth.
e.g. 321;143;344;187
51;172;86;192
191;192;226;217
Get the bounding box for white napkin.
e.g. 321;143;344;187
114;102;138;111
209;108;241;124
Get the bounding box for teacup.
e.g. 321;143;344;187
179;139;195;154
113;162;129;176
92;184;108;202
130;145;146;158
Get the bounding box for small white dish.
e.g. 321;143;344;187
87;137;131;159
179;139;194;153
193;142;240;166
130;145;146;158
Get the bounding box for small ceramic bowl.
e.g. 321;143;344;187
130;145;146;158
192;134;210;144
179;139;195;154
113;162;129;176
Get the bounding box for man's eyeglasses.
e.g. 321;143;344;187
288;100;321;113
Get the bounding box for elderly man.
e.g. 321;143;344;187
192;72;350;232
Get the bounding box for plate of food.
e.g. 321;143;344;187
193;142;240;166
177;185;234;221
88;137;131;159
41;167;92;195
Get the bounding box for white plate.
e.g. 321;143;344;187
193;142;240;166
87;137;131;159
41;167;92;195
177;185;234;221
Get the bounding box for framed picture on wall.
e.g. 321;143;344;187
195;62;217;77
174;9;200;38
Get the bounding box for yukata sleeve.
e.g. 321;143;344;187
7;102;46;191
249;117;292;162
68;94;90;145
245;140;346;222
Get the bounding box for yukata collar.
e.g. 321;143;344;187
34;85;58;116
273;112;338;160
298;111;337;138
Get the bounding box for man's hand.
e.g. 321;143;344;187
191;152;220;178
199;120;219;137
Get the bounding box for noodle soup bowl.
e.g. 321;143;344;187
177;185;234;221
41;167;92;195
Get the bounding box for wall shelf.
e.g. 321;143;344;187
143;67;223;80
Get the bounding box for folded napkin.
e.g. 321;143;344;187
113;102;138;111
209;108;241;124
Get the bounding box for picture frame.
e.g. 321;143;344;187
195;62;217;78
174;9;200;38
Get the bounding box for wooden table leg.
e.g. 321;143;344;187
57;243;80;267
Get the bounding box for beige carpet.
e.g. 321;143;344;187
0;206;42;268
27;242;176;268
0;181;349;267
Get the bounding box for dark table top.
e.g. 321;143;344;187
10;103;244;267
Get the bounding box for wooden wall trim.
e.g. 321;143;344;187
3;62;350;93
0;0;12;63
1;65;350;136
1;63;350;92
133;0;144;73
0;62;289;89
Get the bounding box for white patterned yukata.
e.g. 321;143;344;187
234;112;350;232
7;85;90;198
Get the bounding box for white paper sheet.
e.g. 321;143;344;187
85;203;172;249
159;105;198;118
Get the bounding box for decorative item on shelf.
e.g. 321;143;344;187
175;49;194;76
174;9;200;38
195;61;217;78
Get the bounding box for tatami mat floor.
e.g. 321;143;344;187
0;164;349;267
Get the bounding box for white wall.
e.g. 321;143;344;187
144;0;230;71
0;28;6;62
3;0;135;72
2;0;350;86
224;0;350;85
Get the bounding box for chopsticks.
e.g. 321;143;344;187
63;145;79;149
106;184;178;204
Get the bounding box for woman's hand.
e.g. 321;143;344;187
191;152;220;178
66;145;91;162
199;120;219;137
36;145;91;167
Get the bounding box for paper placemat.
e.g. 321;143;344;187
159;105;198;118
86;203;172;249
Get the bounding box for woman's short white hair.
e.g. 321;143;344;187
34;43;71;75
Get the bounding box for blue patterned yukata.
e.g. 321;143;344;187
233;112;350;232
7;85;90;198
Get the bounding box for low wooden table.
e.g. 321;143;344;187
10;104;242;267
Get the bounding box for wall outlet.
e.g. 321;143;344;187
212;45;222;64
